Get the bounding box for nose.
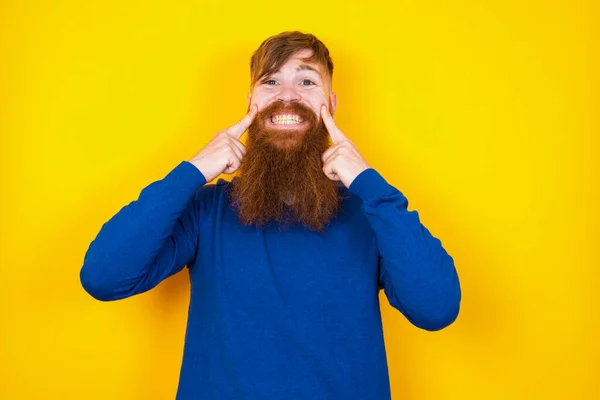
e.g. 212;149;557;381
275;82;302;102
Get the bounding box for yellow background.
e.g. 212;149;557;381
1;0;597;399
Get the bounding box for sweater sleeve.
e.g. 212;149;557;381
80;161;207;301
348;168;462;331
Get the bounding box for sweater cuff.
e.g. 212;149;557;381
348;168;403;203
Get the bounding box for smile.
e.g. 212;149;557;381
270;114;304;125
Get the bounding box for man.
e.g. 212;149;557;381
80;31;461;400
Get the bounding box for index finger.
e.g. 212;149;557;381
320;104;345;144
228;104;258;139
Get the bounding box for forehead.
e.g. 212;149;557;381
276;49;323;75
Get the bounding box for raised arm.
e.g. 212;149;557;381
80;105;258;301
79;162;206;301
348;169;462;331
318;104;461;331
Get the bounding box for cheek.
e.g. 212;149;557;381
307;88;328;104
306;97;327;116
250;89;273;108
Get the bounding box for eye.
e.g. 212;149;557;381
301;79;315;86
264;79;277;85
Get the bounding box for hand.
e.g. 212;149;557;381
189;105;258;182
320;105;371;188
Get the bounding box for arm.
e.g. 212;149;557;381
80;106;258;302
79;161;207;301
348;168;462;331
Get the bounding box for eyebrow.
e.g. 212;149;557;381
260;63;323;83
268;63;321;77
296;63;321;74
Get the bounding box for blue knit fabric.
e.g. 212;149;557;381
80;160;461;399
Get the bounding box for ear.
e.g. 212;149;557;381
247;93;252;110
330;92;338;117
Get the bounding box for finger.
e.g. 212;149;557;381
229;137;247;157
322;161;341;182
223;157;241;174
322;141;355;164
227;138;244;161
321;144;339;164
228;136;246;155
320;104;345;144
228;104;258;139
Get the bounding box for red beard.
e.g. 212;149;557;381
228;100;342;232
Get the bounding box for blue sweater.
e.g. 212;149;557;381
80;161;461;399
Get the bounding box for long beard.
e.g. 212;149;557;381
228;101;342;232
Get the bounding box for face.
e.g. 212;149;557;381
247;48;337;148
229;48;342;232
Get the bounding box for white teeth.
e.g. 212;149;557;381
271;114;303;124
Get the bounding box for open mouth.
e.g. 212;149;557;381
266;113;310;131
270;113;304;125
